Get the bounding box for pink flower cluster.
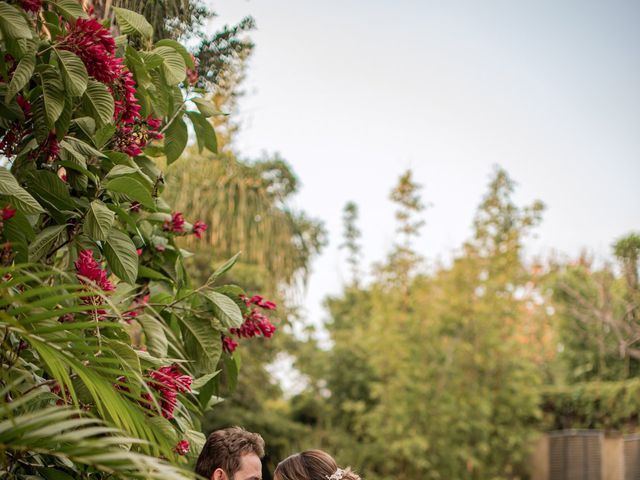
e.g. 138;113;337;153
174;439;190;456
193;220;208;239
74;249;114;319
162;213;208;239
20;0;42;13
58;19;164;158
59;19;120;84
163;212;185;233
223;295;277;353
1;205;16;222
142;365;193;420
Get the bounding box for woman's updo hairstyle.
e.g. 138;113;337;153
273;450;361;480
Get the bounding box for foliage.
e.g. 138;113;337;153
340;201;362;286
549;237;640;382
165;152;326;289
0;1;276;477
298;168;551;480
541;379;640;432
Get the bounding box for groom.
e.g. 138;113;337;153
195;426;265;480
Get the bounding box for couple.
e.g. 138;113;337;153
195;426;360;480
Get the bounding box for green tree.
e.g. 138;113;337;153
340;201;362;286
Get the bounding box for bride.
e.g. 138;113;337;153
274;450;361;480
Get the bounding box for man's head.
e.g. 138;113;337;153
195;427;265;480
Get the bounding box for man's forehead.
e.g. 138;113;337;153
234;452;262;480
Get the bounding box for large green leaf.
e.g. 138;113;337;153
191;98;222;118
85;200;115;241
0;3;33;39
29;225;68;262
202;290;243;328
6;53;35;102
187;111;217;154
55;49;88;97
39;70;65;126
164;116;187;165
0;167;44;215
26;170;76;213
104;228;138;284
152;46;186;84
155;39;194;68
82;80;114;127
49;0;88;20
113;7;153;40
136;315;168;357
105;176;155;209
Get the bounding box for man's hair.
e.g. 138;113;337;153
195;427;265;479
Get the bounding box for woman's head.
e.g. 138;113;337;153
273;450;360;480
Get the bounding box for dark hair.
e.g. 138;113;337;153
274;450;360;480
195;426;265;479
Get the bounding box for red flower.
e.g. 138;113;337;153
145;365;192;420
75;249;114;292
193;220;208;239
20;0;42;14
59;19;119;84
222;336;238;353
163;212;185;233
130;201;141;213
1;205;16;221
174;440;190;456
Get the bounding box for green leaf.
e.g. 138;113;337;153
192;371;220;390
6;53;35;103
0;167;45;215
136;315;168;357
39;70;65;126
0;3;33;39
26;170;76;213
63;136;106;158
72;116;96;137
55;49;88;97
138;265;169;281
105;176;155;209
152;46;186;85
29;225;67;262
104;228;138;284
191;98;222;118
113;7;153;40
95;124;116;148
50;0;88;20
202;291;243;328
155;39;194;68
180;315;222;371
85;200;115;241
82;80;114;127
187;111;217;154
207;252;241;284
164;116;187;165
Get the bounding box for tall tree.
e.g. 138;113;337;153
340;201;362;286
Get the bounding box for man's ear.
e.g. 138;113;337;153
211;468;227;480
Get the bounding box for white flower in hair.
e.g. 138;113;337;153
326;468;345;480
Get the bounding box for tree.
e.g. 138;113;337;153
0;1;276;477
340;201;362;286
550;233;640;381
303;167;549;480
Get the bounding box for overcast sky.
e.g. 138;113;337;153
210;0;640;329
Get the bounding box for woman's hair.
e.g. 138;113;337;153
274;450;361;480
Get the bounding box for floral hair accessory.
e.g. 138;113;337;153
326;469;345;480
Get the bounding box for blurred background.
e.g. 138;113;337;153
164;0;640;478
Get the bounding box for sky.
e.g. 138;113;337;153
208;0;640;330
